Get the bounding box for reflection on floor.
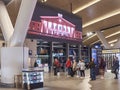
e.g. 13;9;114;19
0;70;120;90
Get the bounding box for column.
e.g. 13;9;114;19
1;47;29;84
96;30;110;49
10;0;37;47
66;43;69;59
78;44;81;60
0;1;14;46
0;0;37;85
50;42;53;72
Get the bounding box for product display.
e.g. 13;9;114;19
22;68;44;89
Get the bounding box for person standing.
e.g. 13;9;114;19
60;58;65;72
79;60;86;78
72;59;77;71
89;58;96;80
34;60;38;67
112;57;119;79
53;58;60;76
66;57;72;76
99;57;106;79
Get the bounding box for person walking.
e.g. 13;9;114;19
89;58;96;80
99;57;106;79
112;57;119;79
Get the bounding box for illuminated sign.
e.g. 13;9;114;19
28;14;82;42
102;49;120;54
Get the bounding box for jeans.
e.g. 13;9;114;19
90;68;96;80
67;67;71;75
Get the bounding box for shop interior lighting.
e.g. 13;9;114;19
83;9;120;28
72;0;101;14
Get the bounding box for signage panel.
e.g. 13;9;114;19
27;3;82;43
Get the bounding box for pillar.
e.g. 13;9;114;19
1;47;29;84
0;0;37;85
50;42;53;72
78;44;81;59
96;31;110;49
10;0;37;47
66;43;69;59
0;1;14;45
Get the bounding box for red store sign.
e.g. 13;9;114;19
28;15;82;42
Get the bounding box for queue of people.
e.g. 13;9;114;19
35;56;119;80
53;57;86;78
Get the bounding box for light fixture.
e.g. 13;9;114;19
110;44;114;47
40;0;47;3
72;0;101;14
87;32;93;36
83;9;120;28
105;30;120;38
83;33;96;43
108;39;118;44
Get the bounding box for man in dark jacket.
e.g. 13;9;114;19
112;57;119;79
89;58;96;80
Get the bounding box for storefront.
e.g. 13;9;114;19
26;3;83;70
102;49;120;70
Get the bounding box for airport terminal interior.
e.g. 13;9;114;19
0;0;120;90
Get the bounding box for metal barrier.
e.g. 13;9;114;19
14;74;22;88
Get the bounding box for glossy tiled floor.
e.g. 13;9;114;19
0;70;120;90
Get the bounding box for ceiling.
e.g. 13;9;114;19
1;0;120;47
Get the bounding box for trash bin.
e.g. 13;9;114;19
14;74;22;88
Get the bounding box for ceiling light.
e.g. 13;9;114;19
83;9;120;28
110;44;114;47
87;32;93;36
108;39;118;44
83;33;96;42
105;30;120;38
40;0;47;3
72;0;101;14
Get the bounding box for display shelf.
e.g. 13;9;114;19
22;68;44;89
